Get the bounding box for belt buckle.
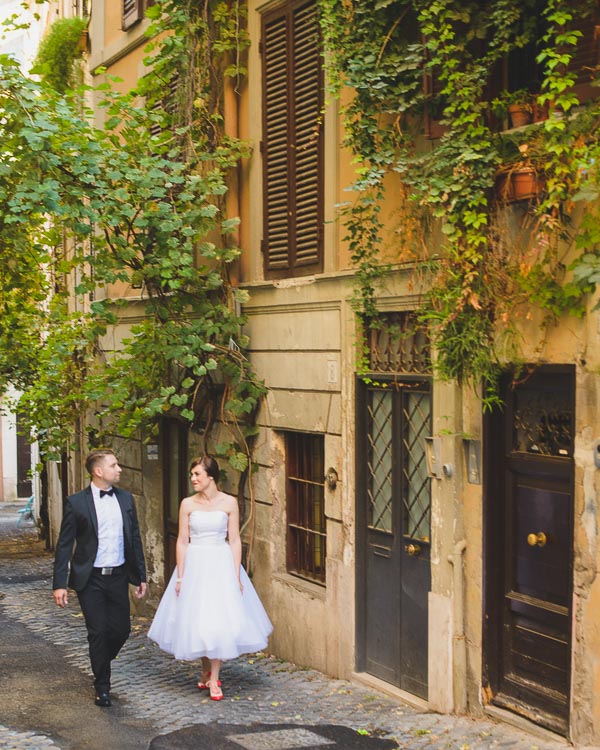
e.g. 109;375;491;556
101;567;113;575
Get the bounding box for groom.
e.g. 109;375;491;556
52;449;147;707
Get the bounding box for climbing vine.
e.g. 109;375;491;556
0;0;265;478
319;0;600;403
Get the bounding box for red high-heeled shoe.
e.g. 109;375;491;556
208;680;223;701
197;673;222;690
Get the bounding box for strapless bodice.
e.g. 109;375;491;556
189;510;228;546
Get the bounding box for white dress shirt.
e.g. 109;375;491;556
91;483;125;568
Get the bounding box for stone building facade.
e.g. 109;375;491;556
42;1;600;746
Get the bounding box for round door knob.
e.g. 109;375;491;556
527;531;547;548
405;543;422;556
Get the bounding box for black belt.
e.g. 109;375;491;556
93;564;125;576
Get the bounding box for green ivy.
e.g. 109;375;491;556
32;16;87;93
0;0;265;477
319;0;600;403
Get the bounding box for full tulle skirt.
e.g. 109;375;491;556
148;541;272;661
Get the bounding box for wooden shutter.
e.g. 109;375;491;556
149;74;180;137
569;17;600;103
263;12;290;271
262;0;323;277
122;0;143;31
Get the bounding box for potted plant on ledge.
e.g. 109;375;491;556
491;89;549;129
495;143;544;202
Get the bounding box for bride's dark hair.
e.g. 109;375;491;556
189;455;219;483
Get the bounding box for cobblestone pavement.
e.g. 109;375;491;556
0;503;568;750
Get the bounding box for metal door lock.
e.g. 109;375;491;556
527;531;547;548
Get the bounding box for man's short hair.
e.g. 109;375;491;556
85;449;116;476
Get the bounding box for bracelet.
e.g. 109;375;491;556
176;578;182;583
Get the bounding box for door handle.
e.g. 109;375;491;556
405;543;422;557
527;531;547;548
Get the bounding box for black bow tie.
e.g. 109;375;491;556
100;489;114;498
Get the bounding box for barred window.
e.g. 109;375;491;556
286;432;326;584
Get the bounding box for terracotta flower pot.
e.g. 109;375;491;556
508;103;532;128
495;167;542;202
512;168;544;200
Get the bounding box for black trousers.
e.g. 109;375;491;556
77;566;131;693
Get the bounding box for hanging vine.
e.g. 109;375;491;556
0;0;265;481
319;0;600;404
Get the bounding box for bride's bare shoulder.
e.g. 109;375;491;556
220;492;237;510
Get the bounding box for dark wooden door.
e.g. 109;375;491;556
162;419;189;579
484;366;573;736
16;409;32;498
357;380;431;699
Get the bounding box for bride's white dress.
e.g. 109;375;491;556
148;510;272;661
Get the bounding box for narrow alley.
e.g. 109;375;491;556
0;503;569;750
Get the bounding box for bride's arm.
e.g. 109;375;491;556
226;497;242;589
175;499;191;594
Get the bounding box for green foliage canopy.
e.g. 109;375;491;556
0;0;264;470
32;16;87;93
319;0;600;402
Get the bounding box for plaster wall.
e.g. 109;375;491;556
240;275;355;678
0;406;18;503
47;461;63;548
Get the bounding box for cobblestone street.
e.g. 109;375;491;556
0;502;570;750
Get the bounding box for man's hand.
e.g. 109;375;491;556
53;589;68;608
134;582;147;599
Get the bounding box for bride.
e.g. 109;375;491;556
148;455;273;701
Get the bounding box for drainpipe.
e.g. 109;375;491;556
448;539;467;714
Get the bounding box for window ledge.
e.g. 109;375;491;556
272;572;326;600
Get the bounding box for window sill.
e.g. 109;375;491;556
273;572;326;600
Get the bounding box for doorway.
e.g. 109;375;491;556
483;365;574;736
162;418;189;579
356;378;432;699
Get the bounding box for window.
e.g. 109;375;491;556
261;0;324;278
74;0;89;16
148;74;180;138
426;5;600;137
122;0;143;31
286;432;326;584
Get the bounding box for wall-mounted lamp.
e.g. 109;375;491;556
325;467;339;490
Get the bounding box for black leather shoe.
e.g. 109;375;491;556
95;691;111;707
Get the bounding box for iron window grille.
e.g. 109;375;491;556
285;432;326;584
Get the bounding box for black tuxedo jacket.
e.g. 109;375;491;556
52;486;147;592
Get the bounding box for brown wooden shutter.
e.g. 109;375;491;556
569;17;600;103
293;2;322;268
122;0;143;31
263;12;291;271
149;74;180;137
262;0;323;277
